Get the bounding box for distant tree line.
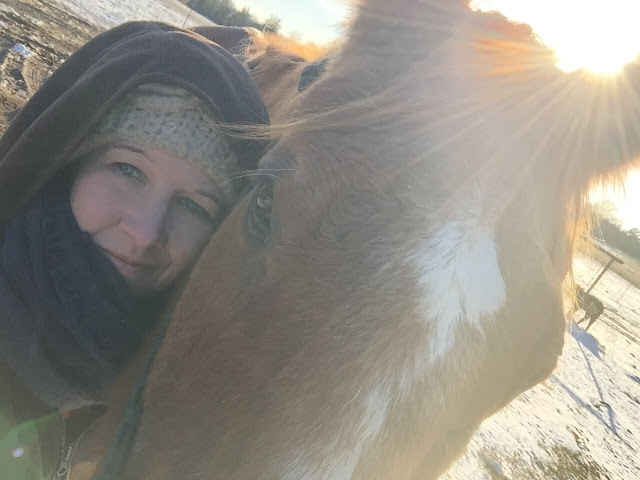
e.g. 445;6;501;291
180;0;281;33
591;212;640;261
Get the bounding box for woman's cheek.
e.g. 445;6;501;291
71;171;128;233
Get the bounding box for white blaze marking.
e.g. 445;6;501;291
332;385;391;479
283;385;391;480
413;220;506;360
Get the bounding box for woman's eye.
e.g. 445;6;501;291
114;162;143;181
176;197;213;222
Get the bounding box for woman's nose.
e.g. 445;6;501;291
118;200;168;248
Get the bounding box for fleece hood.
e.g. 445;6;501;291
0;21;269;224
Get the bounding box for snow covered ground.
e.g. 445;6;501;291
54;0;212;29
444;256;640;479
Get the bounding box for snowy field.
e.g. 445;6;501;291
445;256;640;480
54;0;213;29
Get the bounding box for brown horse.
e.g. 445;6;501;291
70;1;640;478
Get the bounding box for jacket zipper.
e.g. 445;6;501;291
55;413;72;480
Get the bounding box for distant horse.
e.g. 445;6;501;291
70;1;640;478
576;285;605;331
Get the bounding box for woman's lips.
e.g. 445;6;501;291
98;247;156;275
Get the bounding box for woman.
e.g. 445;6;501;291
0;21;269;478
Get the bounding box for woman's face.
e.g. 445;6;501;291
71;144;224;295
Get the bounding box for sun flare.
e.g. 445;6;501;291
471;0;640;74
470;0;640;229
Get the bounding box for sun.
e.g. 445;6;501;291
471;0;640;74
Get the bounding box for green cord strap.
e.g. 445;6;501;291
92;315;172;480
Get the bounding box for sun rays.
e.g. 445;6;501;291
471;0;640;75
468;0;640;229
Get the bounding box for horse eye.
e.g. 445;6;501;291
256;186;272;210
247;181;274;245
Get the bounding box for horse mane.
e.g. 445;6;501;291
242;31;339;124
245;30;334;62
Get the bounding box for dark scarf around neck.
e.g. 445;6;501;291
0;179;151;410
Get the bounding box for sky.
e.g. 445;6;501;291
233;0;350;44
233;1;640;228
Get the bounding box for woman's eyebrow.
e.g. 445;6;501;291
111;143;151;158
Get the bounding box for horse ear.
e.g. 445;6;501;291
355;0;469;13
337;0;469;84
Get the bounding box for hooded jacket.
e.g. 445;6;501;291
0;20;269;224
0;21;269;479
